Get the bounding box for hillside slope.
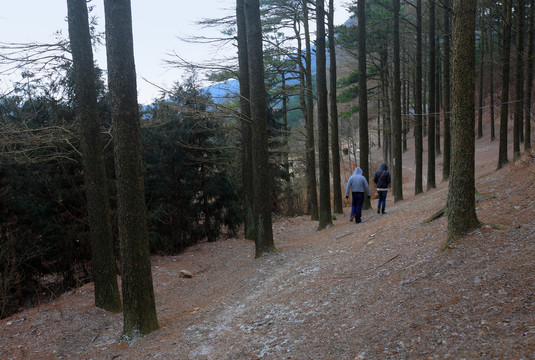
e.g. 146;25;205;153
1;131;534;359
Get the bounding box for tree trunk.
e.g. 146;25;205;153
303;1;319;221
377;97;382;148
513;0;526;160
103;0;159;337
478;9;485;139
490;6;496;142
442;0;452;181
435;38;441;156
525;0;535;152
244;0;276;257
236;0;255;240
415;0;424;194
316;0;333;230
66;0;121;314
427;0;437;190
447;0;479;245
392;0;403;201
329;0;342;214
498;0;513;169
402;53;408;153
381;47;391;165
358;0;371;209
282;73;289;176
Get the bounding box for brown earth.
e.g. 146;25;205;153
1;126;535;359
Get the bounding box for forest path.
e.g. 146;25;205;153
1;128;535;359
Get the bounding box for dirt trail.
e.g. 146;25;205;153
1;131;535;359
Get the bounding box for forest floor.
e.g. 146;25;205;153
1;124;535;359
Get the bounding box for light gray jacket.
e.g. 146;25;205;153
345;167;370;197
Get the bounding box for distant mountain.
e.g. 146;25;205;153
205;45;330;104
206;80;240;104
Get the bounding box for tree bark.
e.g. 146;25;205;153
498;0;513;169
442;0;452;181
316;0;333;230
303;1;319;221
392;0;403;201
381;47;391;165
435;38;441;156
66;0;121;314
526;0;535;152
244;0;276;256
477;9;485;139
329;0;342;214
447;0;479;245
490;6;496;142
513;0;526;160
427;0;437;190
103;0;159;337
236;0;255;240
358;0;371;209
414;0;424;194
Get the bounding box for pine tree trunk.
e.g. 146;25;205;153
490;7;496;142
316;0;333;230
513;0;526;160
442;0;452;181
303;1;319;221
358;0;371;209
103;0;159;337
329;0;343;214
498;0;513;169
402;54;408;153
435;40;441;156
236;0;255;240
525;0;535;152
392;0;403;202
447;0;479;245
377;97;382;148
427;0;437;190
244;0;276;257
415;0;424;194
282;73;289;176
381;47;391;165
66;0;121;314
478;9;485;139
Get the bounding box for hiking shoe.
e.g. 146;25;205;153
381;210;386;214
377;209;380;214
349;215;355;222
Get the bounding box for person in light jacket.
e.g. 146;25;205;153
345;167;370;223
373;163;391;214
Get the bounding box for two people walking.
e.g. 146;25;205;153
345;163;391;223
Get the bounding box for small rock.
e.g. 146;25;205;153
179;270;193;278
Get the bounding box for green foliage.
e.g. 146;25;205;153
142;76;242;253
0;69;244;316
340;105;360;119
205;69;238;83
337;85;359;103
338;69;359;87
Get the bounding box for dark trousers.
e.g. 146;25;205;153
377;190;387;212
351;192;364;223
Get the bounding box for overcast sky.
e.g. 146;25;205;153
1;1;350;105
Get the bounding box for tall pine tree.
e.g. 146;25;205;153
104;0;159;338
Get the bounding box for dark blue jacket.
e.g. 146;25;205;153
373;163;391;189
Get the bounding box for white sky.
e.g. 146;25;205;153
0;1;350;105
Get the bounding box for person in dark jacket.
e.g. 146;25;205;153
373;163;391;214
345;167;370;223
